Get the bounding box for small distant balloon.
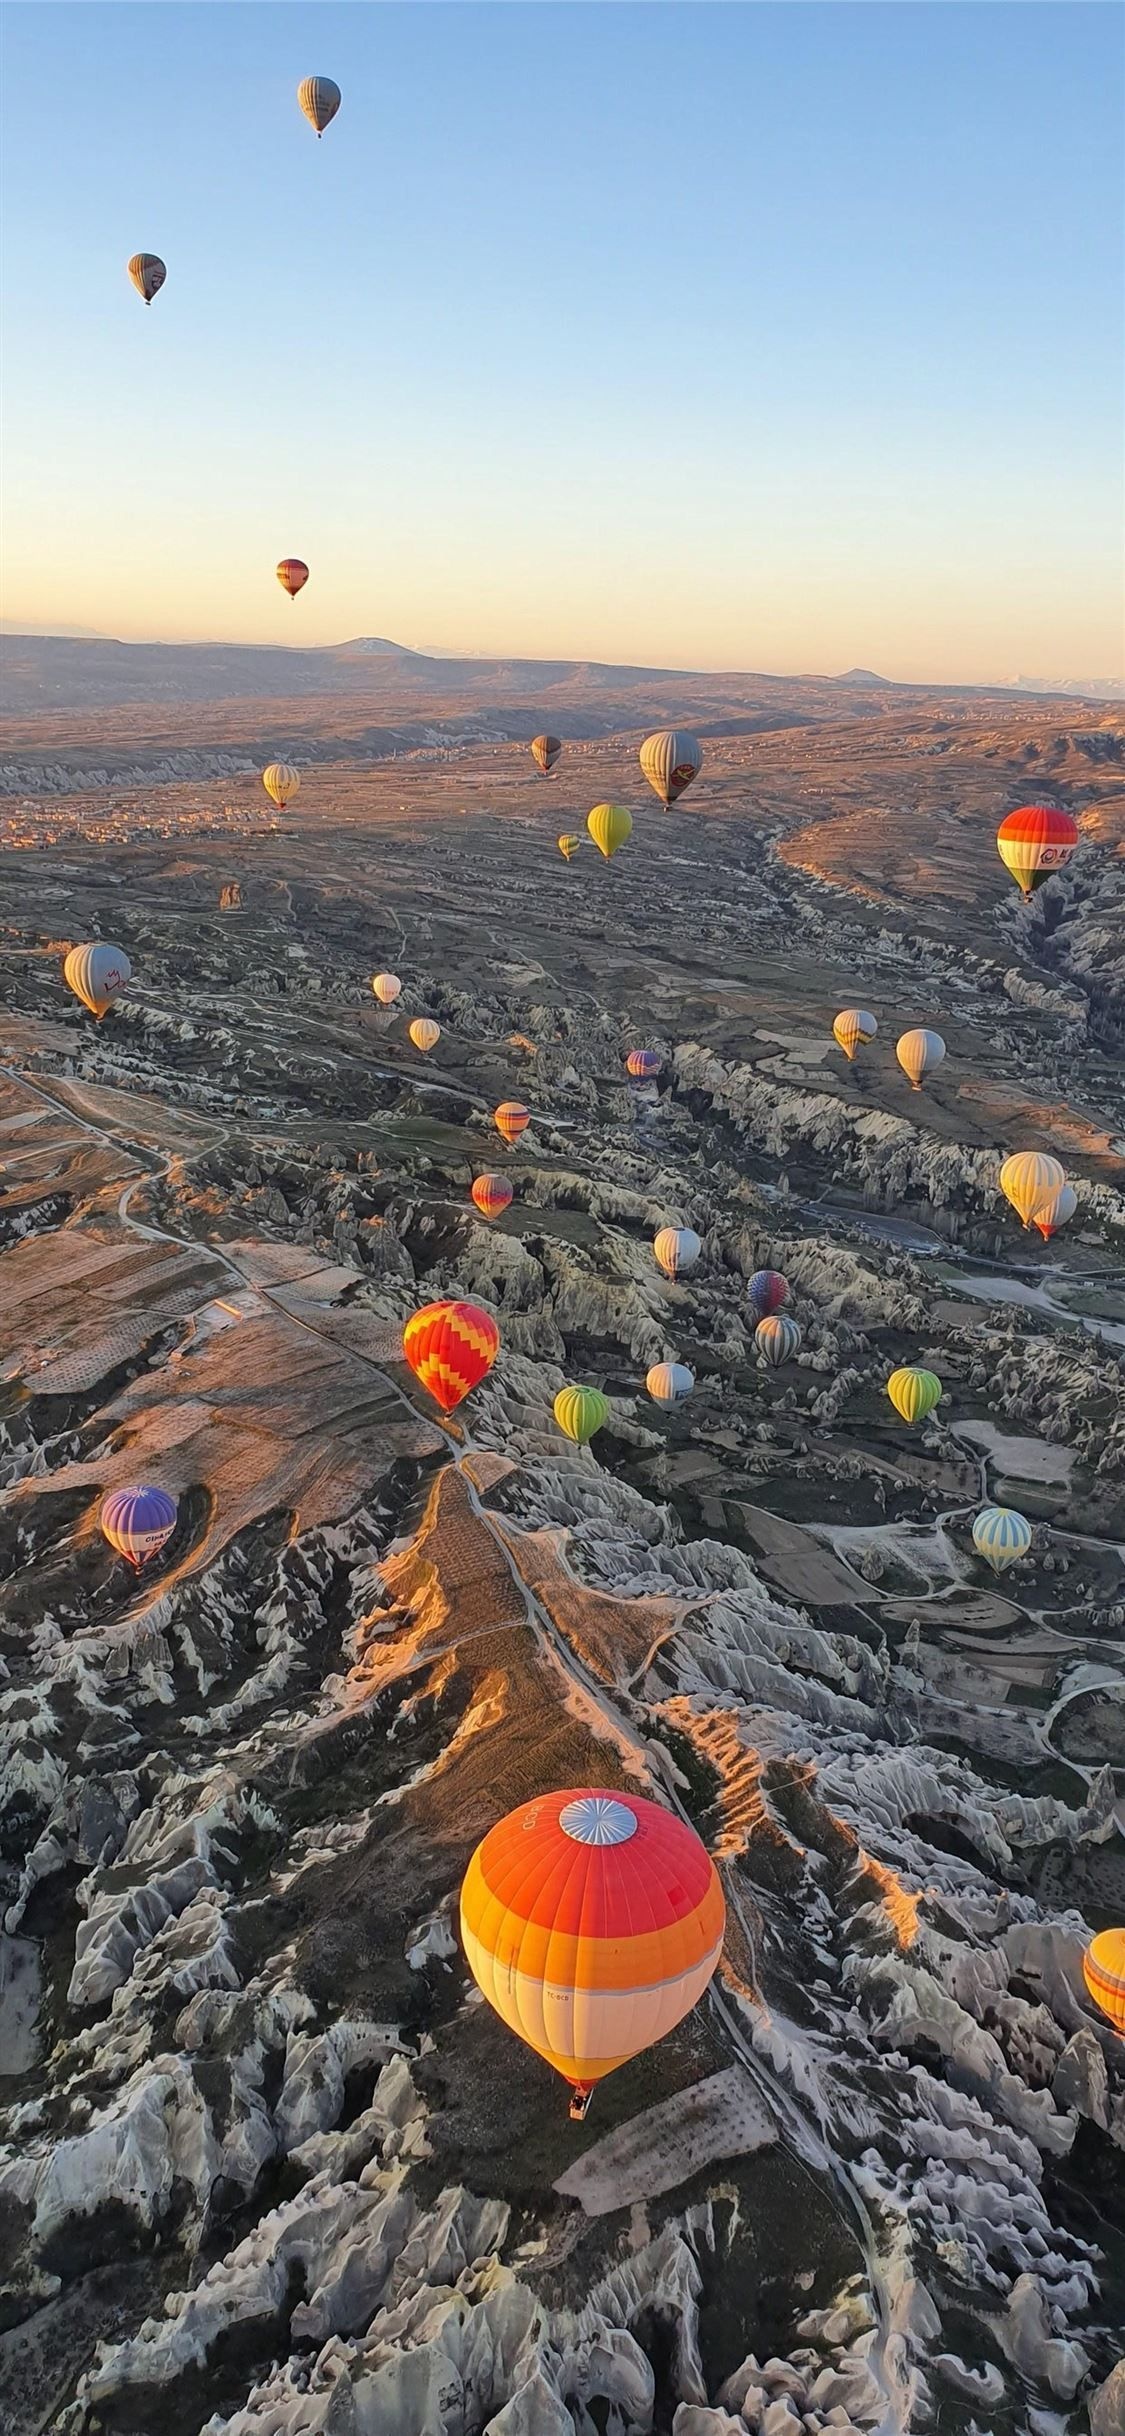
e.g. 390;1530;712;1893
833;1008;877;1061
298;76;342;136
756;1314;801;1369
553;1385;609;1446
262;761;299;810
625;1049;662;1081
557;833;582;862
531;734;562;775
493;1101;530;1146
277;558;309;602
747;1270;789;1321
972;1506;1032;1576
896;1029;945;1091
646;1361;694;1407
100;1484;178;1569
587;803;632;860
471;1173;514;1221
371;972;402;1006
999;1151;1066;1231
1034;1181;1077;1242
639;731;703;806
409;1017;441;1054
886;1366;943;1425
402;1300;499;1412
653;1226;701;1280
63;942;131;1020
996;805;1079;896
1083;1930;1125;2034
127;253;166;305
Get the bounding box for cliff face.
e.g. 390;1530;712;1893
0;737;1123;2436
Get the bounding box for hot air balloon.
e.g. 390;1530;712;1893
756;1314;801;1369
896;1029;946;1091
127;253;166;305
972;1506;1032;1576
553;1386;609;1446
298;75;342;136
1083;1930;1125;2034
277;558;309;602
587;803;632;860
402;1300;500;1413
494;1101;530;1146
625;1049;662;1081
63;943;132;1020
886;1366;943;1425
639;731;703;806
646;1361;694;1407
531;735;562;776
999;1152;1066;1231
1034;1181;1077;1243
100;1484;178;1570
833;1009;877;1061
371;972;402;1006
460;1787;725;2118
557;834;582;862
653;1226;702;1280
409;1017;441;1054
747;1270;789;1321
262;761;299;811
471;1173;514;1221
997;805;1079;896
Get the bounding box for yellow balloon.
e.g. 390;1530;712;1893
999;1151;1066;1230
558;833;582;861
886;1366;942;1425
409;1017;441;1053
553;1386;609;1445
587;803;633;860
1084;1929;1125;2033
262;761;300;810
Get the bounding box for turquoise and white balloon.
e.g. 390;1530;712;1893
972;1506;1032;1576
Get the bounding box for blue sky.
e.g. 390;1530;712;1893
1;2;1121;678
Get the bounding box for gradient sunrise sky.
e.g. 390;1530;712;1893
1;1;1121;681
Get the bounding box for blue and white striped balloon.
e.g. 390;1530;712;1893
972;1506;1032;1576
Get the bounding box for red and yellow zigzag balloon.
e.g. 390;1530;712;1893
402;1300;500;1413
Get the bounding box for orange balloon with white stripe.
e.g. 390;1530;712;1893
460;1788;725;2117
402;1299;499;1413
1083;1930;1125;2033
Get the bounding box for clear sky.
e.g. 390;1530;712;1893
1;2;1121;681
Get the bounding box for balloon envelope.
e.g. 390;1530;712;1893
531;734;562;775
128;253;166;304
557;834;582;862
402;1300;499;1411
646;1361;694;1406
587;804;632;860
972;1506;1032;1575
493;1101;530;1145
553;1386;609;1445
1034;1181;1077;1242
64;942;131;1019
262;761;299;810
639;731;703;806
371;972;402;1006
997;805;1078;895
999;1151;1066;1230
1083;1930;1125;2033
833;1008;877;1060
471;1173;514;1220
100;1484;178;1567
747;1270;789;1321
896;1028;945;1090
625;1049;662;1080
277;558;309;600
887;1366;943;1425
298;76;342;135
409;1018;441;1053
756;1315;801;1368
653;1226;701;1279
460;1788;724;2108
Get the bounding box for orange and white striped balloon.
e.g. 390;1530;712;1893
402;1299;499;1412
493;1100;530;1146
460;1788;724;2114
